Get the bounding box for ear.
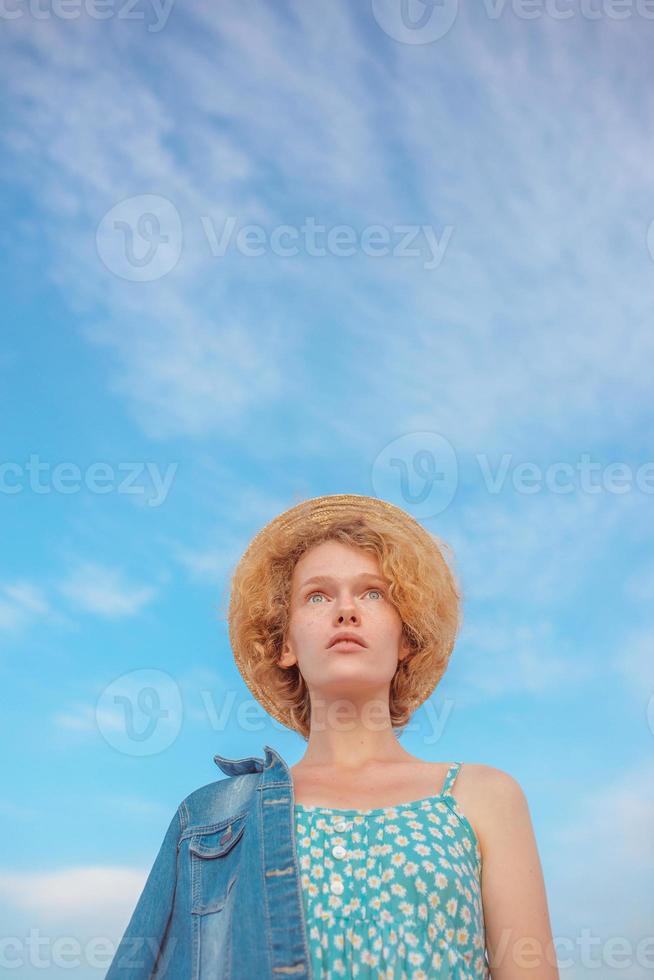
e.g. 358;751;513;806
398;632;411;663
279;636;297;669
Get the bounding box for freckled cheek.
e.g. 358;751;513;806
289;613;326;646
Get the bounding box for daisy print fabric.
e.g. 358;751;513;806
293;762;490;980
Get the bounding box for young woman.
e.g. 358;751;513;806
107;493;559;979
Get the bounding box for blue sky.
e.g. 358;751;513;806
1;0;653;977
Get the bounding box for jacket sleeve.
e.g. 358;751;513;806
105;804;183;979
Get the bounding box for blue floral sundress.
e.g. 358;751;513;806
293;762;490;979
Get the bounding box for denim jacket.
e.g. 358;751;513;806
105;744;311;980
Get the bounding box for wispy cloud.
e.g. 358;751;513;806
0;580;51;632
57;562;157;618
4;5;651;453
0;865;146;920
458;614;591;698
52;703;114;734
548;758;654;962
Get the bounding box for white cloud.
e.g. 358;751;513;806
456;614;592;699
57;562;156;618
3;5;653;457
0;865;147;930
0;580;51;632
0;864;153;976
52;702;126;734
547;758;654;977
449;492;623;605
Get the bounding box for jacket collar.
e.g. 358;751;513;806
213;743;290;781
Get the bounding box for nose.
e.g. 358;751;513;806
335;599;359;625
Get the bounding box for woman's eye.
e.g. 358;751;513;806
306;588;384;603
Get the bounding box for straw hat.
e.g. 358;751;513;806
227;493;459;733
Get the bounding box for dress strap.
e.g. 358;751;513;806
440;762;463;797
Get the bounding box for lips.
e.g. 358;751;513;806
328;633;367;649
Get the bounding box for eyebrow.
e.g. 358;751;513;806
298;573;388;591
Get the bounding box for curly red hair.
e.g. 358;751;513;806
226;507;463;740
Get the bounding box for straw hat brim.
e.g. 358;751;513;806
228;493;444;732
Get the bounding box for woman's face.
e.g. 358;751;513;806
279;539;410;712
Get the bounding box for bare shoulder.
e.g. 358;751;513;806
452;763;532;855
458;762;527;799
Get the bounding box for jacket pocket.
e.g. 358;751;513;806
190;813;247;915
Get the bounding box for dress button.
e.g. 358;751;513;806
332;844;346;859
333;820;348;832
330;879;344;895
